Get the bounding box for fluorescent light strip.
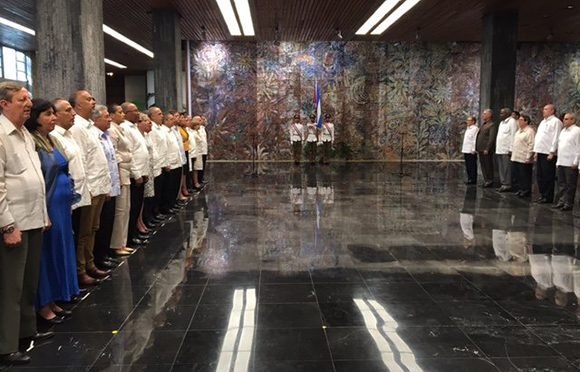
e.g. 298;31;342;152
0;17;35;35
371;0;422;35
233;0;255;36
104;58;127;69
356;0;401;35
216;0;242;36
103;25;154;58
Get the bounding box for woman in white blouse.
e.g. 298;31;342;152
511;114;536;198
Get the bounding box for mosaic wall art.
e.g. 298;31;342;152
190;41;579;161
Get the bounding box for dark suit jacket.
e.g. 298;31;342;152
476;121;497;153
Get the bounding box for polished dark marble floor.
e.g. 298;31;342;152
6;162;580;371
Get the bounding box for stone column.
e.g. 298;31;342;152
152;9;182;111
479;12;518;115
35;0;106;102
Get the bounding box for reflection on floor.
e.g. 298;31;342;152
7;162;580;371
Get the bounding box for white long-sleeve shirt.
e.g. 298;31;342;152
320;122;335;143
120;120;149;179
289;122;304;142
163;125;183;170
199;126;208;155
556;125;580;167
186;127;198;158
150;122;170;171
495;117;518;154
461;125;479;154
51;125;91;209
0;115;48;230
69;115;111;197
305;123;318;142
533;115;563;155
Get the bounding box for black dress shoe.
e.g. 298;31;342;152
539;198;551;204
552;203;565;209
137;233;150;240
561;204;573;211
0;351;30;365
131;238;149;246
37;314;64;325
535;197;547;203
97;260;117;270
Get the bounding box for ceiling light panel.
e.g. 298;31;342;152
216;0;242;36
234;0;255;36
103;25;154;58
356;0;401;35
371;0;422;35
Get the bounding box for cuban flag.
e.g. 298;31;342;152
314;80;323;128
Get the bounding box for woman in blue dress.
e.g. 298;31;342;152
24;99;79;324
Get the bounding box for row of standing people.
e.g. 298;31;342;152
289;113;335;165
0;82;209;365
462;104;579;211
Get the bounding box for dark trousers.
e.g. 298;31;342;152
305;142;317;164
184;151;193;190
292;141;302;164
463;153;478;183
556;166;578;206
161;168;182;212
514;162;533;194
128;179;145;242
478;152;494;183
94;197;116;263
154;172;168;215
320;142;332;164
199;154;207;182
536;153;557;202
0;228;42;354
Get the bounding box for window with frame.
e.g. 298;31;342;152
1;45;32;86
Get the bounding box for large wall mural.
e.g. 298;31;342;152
190;41;579;161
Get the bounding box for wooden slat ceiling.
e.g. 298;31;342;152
0;0;578;72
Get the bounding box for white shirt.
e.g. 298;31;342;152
305;123;318;142
461;125;479;154
150;122;170;170
459;212;474;241
186;127;198;158
143;132;159;177
511;126;535;163
51;125;91;209
70;115;111;197
495;117;518;154
320;122;334;143
289;122;304;142
172;127;187;165
552;255;575;293
556;125;580;167
0;115;49;230
199;126;208;155
108;122;133;186
533;115;563;155
120;120;149;179
163;125;183;169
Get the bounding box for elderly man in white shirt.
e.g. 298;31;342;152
0;83;51;365
553;113;580;211
145;107;170;227
51;98;90;210
461;116;479;185
533;104;563;204
69;90;112;286
162;112;184;214
120;102;150;246
495;108;518;192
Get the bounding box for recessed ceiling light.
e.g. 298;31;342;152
103;25;154;58
356;0;401;35
216;0;242;36
567;4;574;9
371;0;422;35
